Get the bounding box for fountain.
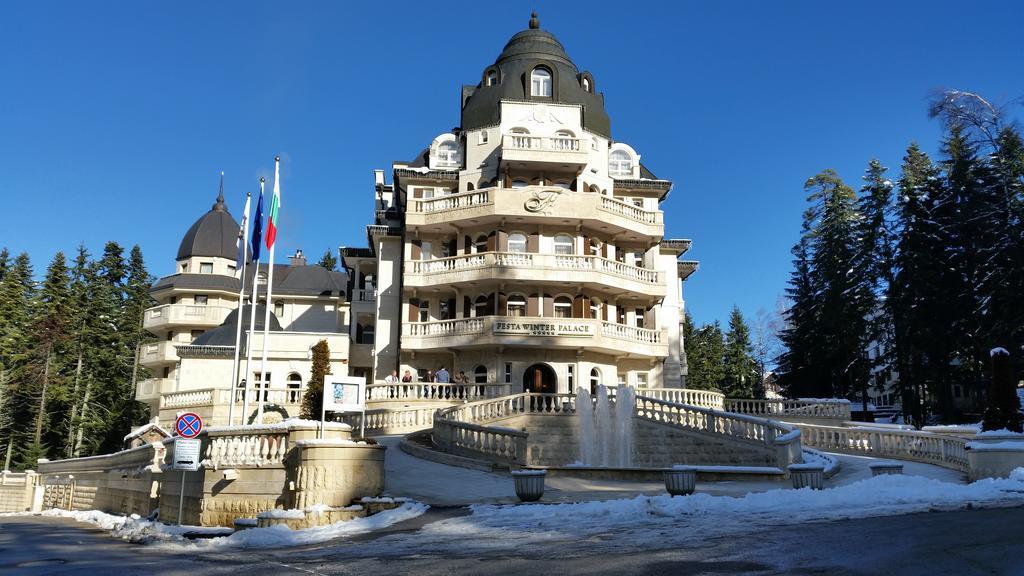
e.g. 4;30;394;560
576;384;635;467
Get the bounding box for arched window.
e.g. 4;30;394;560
467;182;475;191
507;294;526;317
582;77;591;92
589;184;601;193
474;295;490;318
474;365;488;384
552;181;572;189
287;372;303;402
553;234;574;255
508;233;528;253
609;150;632;177
531;67;552;97
436;141;460;168
274;300;284;318
553;295;572;318
511;179;529;188
590;368;601;393
510;127;530;135
474;235;488;253
486;70;498;86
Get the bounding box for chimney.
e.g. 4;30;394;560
289;249;306;267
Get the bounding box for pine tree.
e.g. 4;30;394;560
63;245;95;457
722;306;757;398
17;252;73;467
686;321;725;391
300;340;332;419
890;143;946;427
852;160;895;413
0;254;35;469
777;217;822;398
317;249;338;271
681;310;696;386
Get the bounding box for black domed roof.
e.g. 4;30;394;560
177;178;241;261
461;12;612;137
190;304;282;347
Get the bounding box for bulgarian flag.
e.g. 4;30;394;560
265;156;281;249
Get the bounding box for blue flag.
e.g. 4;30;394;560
251;188;264;262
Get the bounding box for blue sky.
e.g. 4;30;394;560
2;1;1022;326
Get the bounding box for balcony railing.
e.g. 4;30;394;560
139;341;179;364
135;377;175;401
354;288;376;303
411;189;492;214
144;304;233;330
405;186;663;233
407;252;662;286
402;316;667;355
158;387;305;410
504;134;584;152
365;381;511;403
599;196;660;225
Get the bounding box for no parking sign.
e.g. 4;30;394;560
175;412;203;438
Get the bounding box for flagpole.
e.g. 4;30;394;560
256;157;281;425
243;178;266;425
228;191;252;426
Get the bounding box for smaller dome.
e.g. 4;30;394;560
190;304;282;347
177;180;241;262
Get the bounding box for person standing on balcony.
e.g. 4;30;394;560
436;366;450;383
401;369;413;382
385;369;398;384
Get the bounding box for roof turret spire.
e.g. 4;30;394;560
213;171;227;212
529;11;539;29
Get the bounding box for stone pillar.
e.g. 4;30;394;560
288;440;386;510
373;233;403;381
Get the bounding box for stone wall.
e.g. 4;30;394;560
493;413;777;468
0;471;36;513
31;420;387;527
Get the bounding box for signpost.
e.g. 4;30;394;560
173;413;204;525
321;376;366;439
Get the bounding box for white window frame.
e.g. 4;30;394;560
553;296;572;319
507;233;528;253
531;67;552;97
435;141;460;168
507;294;526;317
200;262;213;274
609;149;633;177
553;234;574;255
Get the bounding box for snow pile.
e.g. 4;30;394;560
990;347;1010;357
967;441;1024;451
257;509;305;519
975;428;1024;437
12;501;428;549
196;501;428;549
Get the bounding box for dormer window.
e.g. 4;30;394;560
486;70;498;86
582;77;590;92
200;262;213;274
609;150;633;177
435;141;460;168
531;67;551;97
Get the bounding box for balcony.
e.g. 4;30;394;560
406;186;663;240
501;135;590;168
143;304;233;332
139;341;179;365
135;377;175;402
401;316;668;357
405;252;665;297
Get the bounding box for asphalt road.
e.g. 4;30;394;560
2;505;1023;576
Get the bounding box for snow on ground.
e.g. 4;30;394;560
347;468;1024;556
4;502;429;550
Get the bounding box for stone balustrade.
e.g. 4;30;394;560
406;252;662;288
402;316;668;356
634;388;725;410
365;381;511;403
797;423;969;472
341;406;439;435
354;288;376;303
634;396;796;447
725;398;852;422
599;195;661;224
404;186;663;237
143;303;234;330
203;428;291;469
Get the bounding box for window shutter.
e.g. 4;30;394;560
542;293;554;317
573;295;586;318
497;230;508;252
602;303;609;322
487;231;497;252
446;298;456;320
487;292;496;315
464;235;472;253
411;240;421;260
463;296;471;318
527;293;539;317
408;298;420;322
527;233;539;253
413;188;423;199
498;292;508;315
